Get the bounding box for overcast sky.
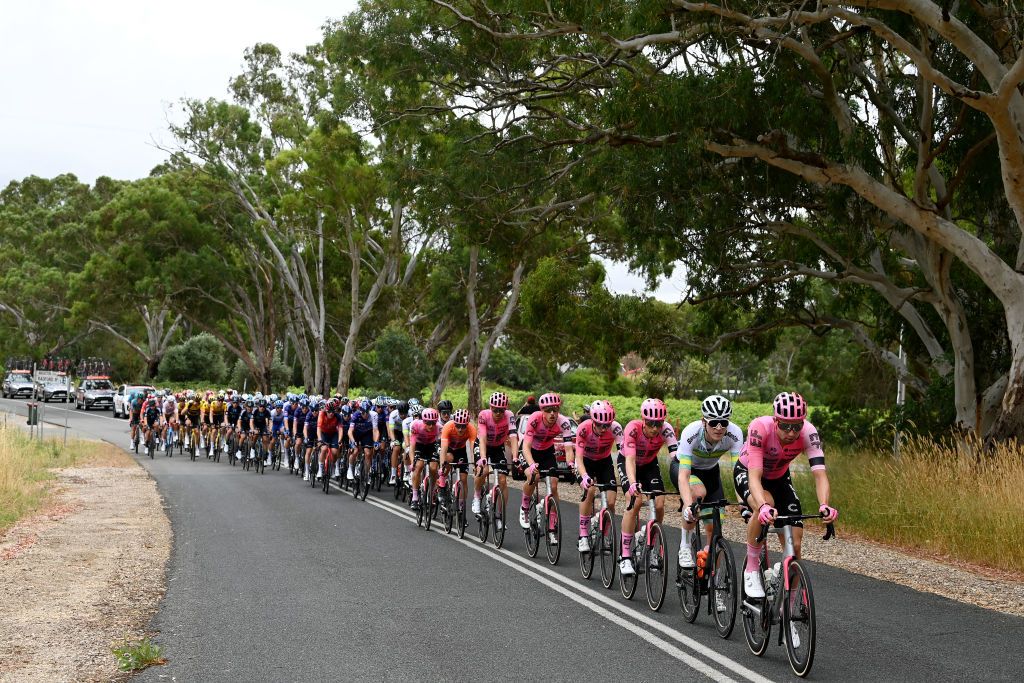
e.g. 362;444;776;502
0;0;681;301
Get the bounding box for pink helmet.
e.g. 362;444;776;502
640;398;667;421
421;408;439;422
452;408;470;425
489;391;509;409
538;392;561;409
590;400;615;424
773;392;807;421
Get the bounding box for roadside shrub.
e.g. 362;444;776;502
228;354;290;392
484;346;542;389
558;368;608;395
157;333;226;383
357;325;431;397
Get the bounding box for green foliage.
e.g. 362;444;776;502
353;325;431;397
112;637;165;672
483;346;541;390
228;355;290;391
157;334;227;383
558;368;610;395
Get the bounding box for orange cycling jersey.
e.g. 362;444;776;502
441;421;477;451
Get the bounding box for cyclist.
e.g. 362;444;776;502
439;408;476;514
268;400;286;466
735;392;837;599
303;398;321;481
409;407;441;510
346;399;379;483
207;391;228;454
473;391;518;518
574;399;623;552
238;399;254;458
225;395;243;457
128;390;145;446
672;394;744;569
183;391;202;450
388;401;408;485
618;398;679;576
437;399;453;427
160;390;178;451
403;402;421;486
317;398;342;480
518;392;576;538
292;397;309;472
141;391;162;450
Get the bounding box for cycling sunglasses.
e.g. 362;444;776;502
777;420;804;432
593;421;611;429
541;406;559;414
643;419;663;429
423;419;437;426
706;419;728;429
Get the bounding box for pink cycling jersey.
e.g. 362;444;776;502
574;419;624;460
409;419;440;447
477;408;516;447
620;419;679;466
521;411;573;450
739;415;825;480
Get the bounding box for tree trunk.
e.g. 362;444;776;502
465;247;482;415
432;334;468;405
987;307;1024;441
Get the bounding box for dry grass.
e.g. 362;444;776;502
0;424;121;534
793;434;1024;574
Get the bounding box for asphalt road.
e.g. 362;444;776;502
7;397;1024;682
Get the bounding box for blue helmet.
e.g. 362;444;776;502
299;398;309;408
360;399;371;412
341;405;352;416
274;400;284;409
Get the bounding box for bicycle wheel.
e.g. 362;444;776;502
784;560;816;677
147;437;155;460
579;517;596;579
423;476;435;532
598;509;617;589
309;456;318;488
323;458;331;494
645;522;668;612
360;461;370;501
619;544;638;600
741;566;772;657
455;483;467;539
493;488;506;549
443;484;455;534
394;464;404;500
524;501;540;558
544;497;561;566
712;537;738;639
351;461;362;498
375;456;384;491
678;533;701;623
416;480;426;528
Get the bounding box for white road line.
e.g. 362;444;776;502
362;495;739;683
359;492;774;683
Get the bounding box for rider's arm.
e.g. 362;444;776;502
371;412;379;444
677;429;696;507
477;421;488;461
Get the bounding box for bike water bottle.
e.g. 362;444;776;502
696;549;708;579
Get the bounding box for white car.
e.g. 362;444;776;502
114;384;155;418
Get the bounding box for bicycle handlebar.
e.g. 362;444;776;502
756;513;837;543
677;495;744;513
624;488;666;512
577;476;618;501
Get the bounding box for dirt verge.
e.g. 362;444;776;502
0;445;171;683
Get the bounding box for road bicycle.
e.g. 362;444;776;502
474;461;508;548
270;433;283;471
163;423;176;459
742;513;835;677
440;463;468;538
578;480;618;589
415;461;439;530
523;466;562;565
677;497;741;638
620;488;669;612
351;452;370;501
145;427;157;460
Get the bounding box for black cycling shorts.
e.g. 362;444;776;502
581;456;616;488
527;445;557;473
414;442;440;463
733;462;803;528
617;455;664;495
669;461;726;503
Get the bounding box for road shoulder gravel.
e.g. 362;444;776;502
0;444;172;682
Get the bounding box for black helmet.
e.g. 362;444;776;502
437;399;453;413
398;400;409;414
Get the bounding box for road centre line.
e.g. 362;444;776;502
359;491;773;683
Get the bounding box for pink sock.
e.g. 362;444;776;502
579;515;591;537
621;532;632;557
746;543;761;572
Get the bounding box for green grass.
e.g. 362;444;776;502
112;637;165;671
0;425;84;533
792;435;1024;574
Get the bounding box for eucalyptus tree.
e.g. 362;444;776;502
427;0;1024;439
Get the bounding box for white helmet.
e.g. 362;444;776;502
701;394;732;420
